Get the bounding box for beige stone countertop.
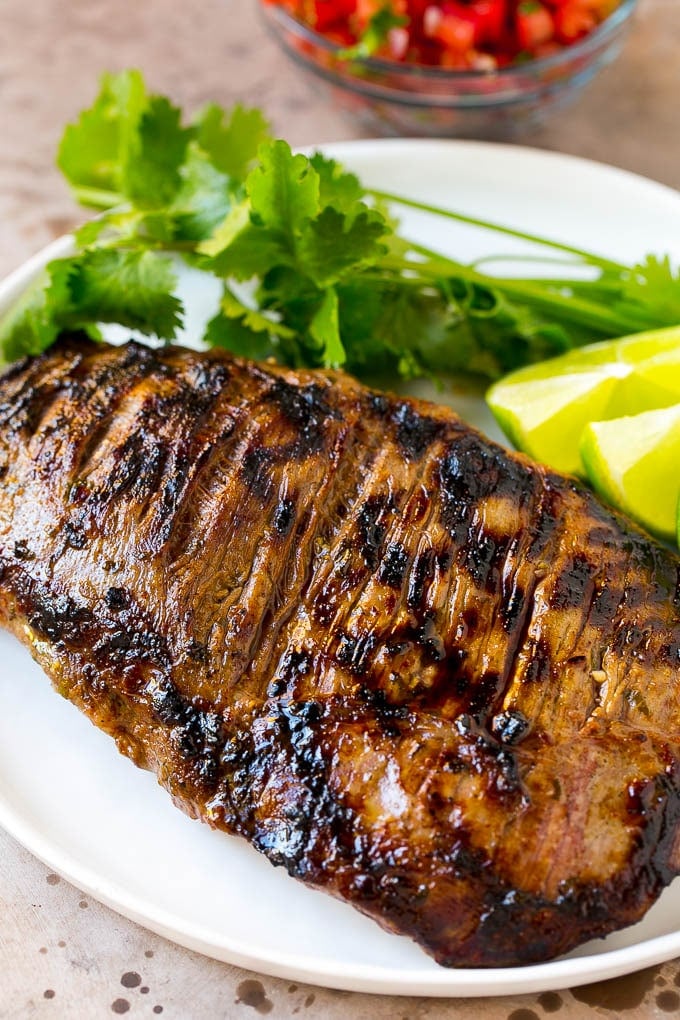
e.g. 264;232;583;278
2;0;680;1017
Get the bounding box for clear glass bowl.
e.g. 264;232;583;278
261;1;638;139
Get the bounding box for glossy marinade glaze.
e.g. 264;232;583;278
1;334;680;967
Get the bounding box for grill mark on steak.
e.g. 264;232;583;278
0;347;84;434
305;440;417;633
54;343;162;481
248;423;390;702
304;430;459;700
0;559;171;676
391;400;447;461
2;334;680;969
141;361;234;542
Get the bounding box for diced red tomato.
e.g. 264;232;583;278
268;0;621;67
440;1;508;46
516;2;555;50
471;1;508;45
306;0;357;31
554;0;598;41
431;8;477;53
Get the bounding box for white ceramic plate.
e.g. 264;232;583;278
2;140;680;997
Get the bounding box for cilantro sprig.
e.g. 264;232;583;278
3;69;680;382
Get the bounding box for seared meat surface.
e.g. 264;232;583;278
1;335;680;967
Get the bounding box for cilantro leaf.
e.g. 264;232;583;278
309;287;345;367
297;205;389;287
58;71;190;211
247;141;319;237
168;142;234;242
62;249;183;338
332;276;571;381
0;261;74;364
338;279;457;378
2;249;184;348
199;143;330;282
204;285;294;360
57;70;148;203
219;286;295;340
622;255;680;324
198;200;251;258
122;96;191;209
205;311;275;360
200;205;293;280
195;103;271;182
309;153;365;212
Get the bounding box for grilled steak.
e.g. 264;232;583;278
1;334;680;967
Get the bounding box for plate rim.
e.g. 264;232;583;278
4;789;680;998
2;137;680;997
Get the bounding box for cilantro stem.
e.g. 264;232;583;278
474;277;655;334
369;188;627;273
381;250;652;336
470;254;592;271
71;186;126;209
500;277;628;295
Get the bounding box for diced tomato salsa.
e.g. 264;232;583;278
264;0;623;69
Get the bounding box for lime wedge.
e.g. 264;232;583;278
487;367;623;476
486;326;680;477
581;405;680;541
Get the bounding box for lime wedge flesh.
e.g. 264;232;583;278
487;326;680;477
488;368;622;476
581;404;680;541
